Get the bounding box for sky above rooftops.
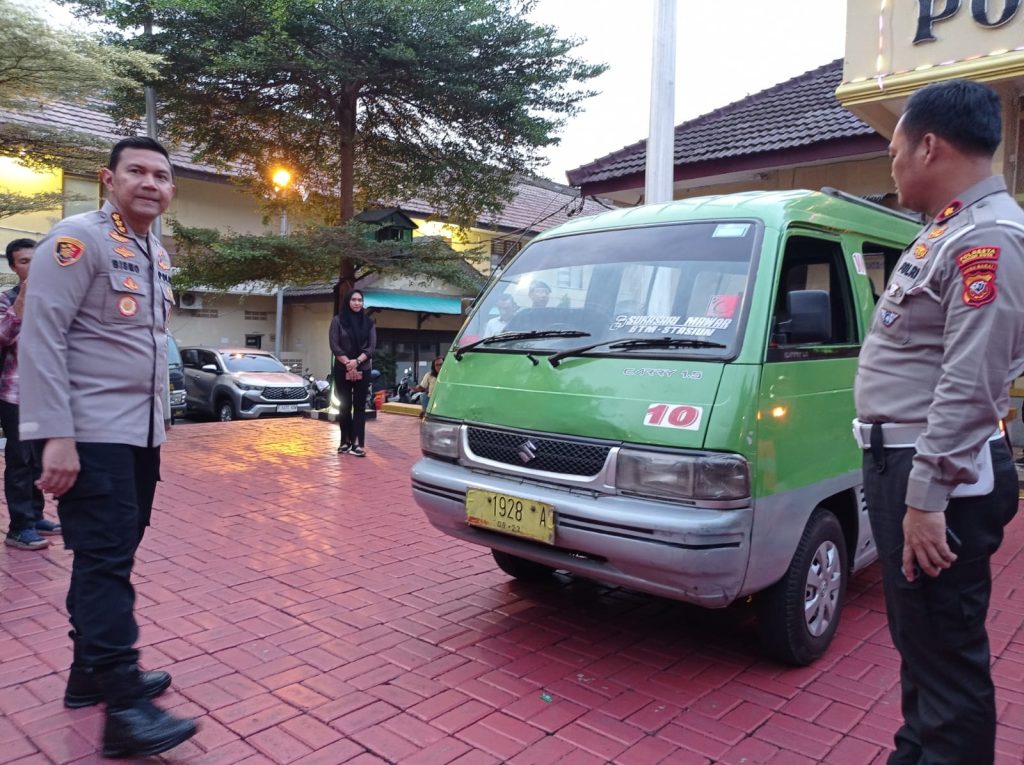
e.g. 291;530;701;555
529;0;848;183
24;0;848;186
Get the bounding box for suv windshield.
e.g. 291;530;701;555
460;220;760;357
221;352;287;373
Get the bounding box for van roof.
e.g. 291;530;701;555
535;189;920;243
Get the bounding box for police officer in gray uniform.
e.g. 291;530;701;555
854;80;1024;764
19;137;197;758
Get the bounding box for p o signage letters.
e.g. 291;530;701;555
915;0;1021;44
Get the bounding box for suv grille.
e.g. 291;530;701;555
466;427;610;476
263;386;307;401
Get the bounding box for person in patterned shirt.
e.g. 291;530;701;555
1;238;59;550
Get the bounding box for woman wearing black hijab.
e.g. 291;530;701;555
328;289;376;456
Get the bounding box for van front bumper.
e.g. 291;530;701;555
412;457;752;607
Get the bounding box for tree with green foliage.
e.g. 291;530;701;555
60;0;605;292
0;0;158;220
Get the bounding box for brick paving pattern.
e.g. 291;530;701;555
1;415;1022;764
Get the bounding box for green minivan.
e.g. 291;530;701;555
411;189;919;664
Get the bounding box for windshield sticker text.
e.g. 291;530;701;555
611;314;732;337
644;403;703;430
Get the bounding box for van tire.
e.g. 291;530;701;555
757;508;847;666
491;550;555;582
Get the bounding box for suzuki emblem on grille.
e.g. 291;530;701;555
518;440;538;464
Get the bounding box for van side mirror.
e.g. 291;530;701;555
201;364;219;373
777;290;831;344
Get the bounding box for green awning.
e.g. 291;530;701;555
363;290;463;315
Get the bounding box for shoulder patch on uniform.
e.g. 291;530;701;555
937;200;962;222
111;212;129;236
957;246;1000;308
54;236;85;267
913;243;929;259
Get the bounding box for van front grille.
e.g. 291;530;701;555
466;427;610;477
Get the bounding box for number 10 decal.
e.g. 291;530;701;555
644;403;703;430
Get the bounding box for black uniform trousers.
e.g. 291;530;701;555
0;400;44;533
334;364;370;447
57;443;160;669
863;438;1018;765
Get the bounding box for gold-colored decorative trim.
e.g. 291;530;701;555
837;52;1024;107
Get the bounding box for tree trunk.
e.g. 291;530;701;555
335;87;359;312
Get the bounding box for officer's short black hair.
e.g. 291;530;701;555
901;80;1002;157
108;136;172;172
5;238;35;269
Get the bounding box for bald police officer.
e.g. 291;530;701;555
19;137;196;758
855;80;1024;764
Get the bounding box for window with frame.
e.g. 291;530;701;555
771;235;857;347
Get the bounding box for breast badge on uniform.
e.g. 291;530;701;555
956;246;1000;307
54;237;85;267
111;212;129;236
880;310;900;327
887;283;903;299
117;296;139;317
913;243;929;259
158;259;170;271
108;230;131;244
937;200;962;222
122;277;140;291
927;227;946;240
113;245;135;259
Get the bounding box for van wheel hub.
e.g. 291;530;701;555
804;540;841;638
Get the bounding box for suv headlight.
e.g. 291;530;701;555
236;382;263;392
616;449;750;503
421;419;461;460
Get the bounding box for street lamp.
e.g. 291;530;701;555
272;166;293;358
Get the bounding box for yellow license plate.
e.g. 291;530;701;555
465;488;556;545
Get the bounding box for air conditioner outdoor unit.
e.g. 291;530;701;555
179;292;204;310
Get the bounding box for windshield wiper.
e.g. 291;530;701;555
548;336;726;367
454;330;590;360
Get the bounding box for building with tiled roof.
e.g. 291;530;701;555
567;59;893;205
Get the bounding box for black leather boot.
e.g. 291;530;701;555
96;664;197;759
64;666;172;708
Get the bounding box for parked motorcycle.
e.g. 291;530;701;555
391;368;414;403
304;368;330;410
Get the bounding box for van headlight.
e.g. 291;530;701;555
616;449;750;502
236;382;263;392
421;419;461;460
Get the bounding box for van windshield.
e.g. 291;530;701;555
166;336;182;368
460;220;760;357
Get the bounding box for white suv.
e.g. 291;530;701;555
181;347;312;421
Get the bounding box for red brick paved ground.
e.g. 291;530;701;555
1;415;1023;765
